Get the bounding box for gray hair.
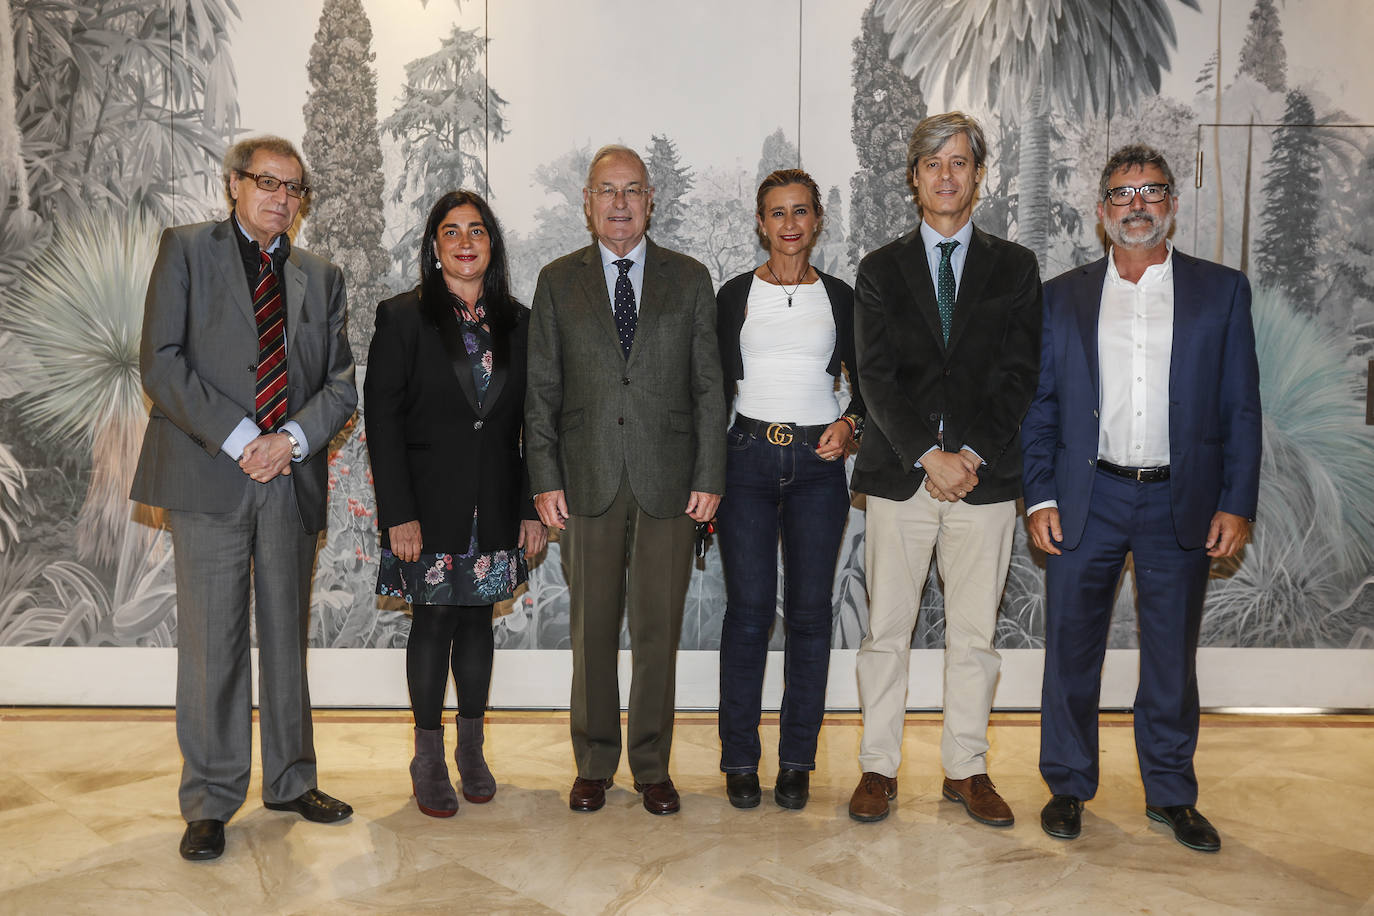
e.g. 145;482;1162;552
585;144;650;187
906;111;988;174
222;135;307;209
1098;144;1176;200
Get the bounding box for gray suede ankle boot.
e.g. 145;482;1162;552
455;715;496;803
410;726;458;817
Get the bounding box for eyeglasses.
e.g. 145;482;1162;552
237;169;311;199
587;186;649;201
1104;184;1169;206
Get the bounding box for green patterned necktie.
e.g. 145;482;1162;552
936;239;959;344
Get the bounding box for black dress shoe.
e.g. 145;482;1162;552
1146;804;1221;852
725;773;761;809
773;768;810;810
1040;794;1083;839
264;788;353;823
179;819;225;861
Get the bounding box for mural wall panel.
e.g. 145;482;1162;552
2;0;1371;704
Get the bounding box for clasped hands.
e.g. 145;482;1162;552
238;432;294;483
921;447;981;502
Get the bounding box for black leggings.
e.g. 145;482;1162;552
406;603;494;728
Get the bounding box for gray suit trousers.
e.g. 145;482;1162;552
169;474;319;822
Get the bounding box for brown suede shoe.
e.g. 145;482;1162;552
848;772;898;822
633;779;681;815
942;774;1014;827
569;776;614;812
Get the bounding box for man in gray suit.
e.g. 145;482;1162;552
526;144;725;815
131;136;358;860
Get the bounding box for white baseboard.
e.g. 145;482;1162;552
2;647;1369;710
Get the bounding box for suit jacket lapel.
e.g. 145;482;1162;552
1074;258;1109;402
894;230;945;347
425;294;483;415
629;239;667;369
946;227;994;351
210;220;256;332
1168;252;1199;410
576;245;626;362
283;253;307;354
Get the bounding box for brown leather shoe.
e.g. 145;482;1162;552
848;771;897;822
633;779;681;815
942;774;1014;827
569;776;614;812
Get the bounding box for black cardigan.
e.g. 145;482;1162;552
364;288;537;554
715;268;866;421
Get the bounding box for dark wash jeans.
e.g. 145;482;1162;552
716;422;850;773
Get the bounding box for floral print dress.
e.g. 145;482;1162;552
375;306;529;606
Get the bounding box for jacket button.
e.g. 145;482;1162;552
1093;409;1099;417
622;377;630;385
1088;458;1095;466
618;417;624;425
248;365;256;372
473;420;483;430
943;368;952;376
928;412;939;422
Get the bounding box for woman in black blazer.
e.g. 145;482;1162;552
714;170;866;811
364;190;545;818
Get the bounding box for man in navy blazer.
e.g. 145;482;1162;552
1022;145;1261;852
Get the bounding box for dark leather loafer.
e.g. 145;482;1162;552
773;768;810;810
1041;794;1084;839
634;779;681;815
1146;804;1221;852
264;788;353;823
725;773;761;809
179;819;225;861
569;776;614;812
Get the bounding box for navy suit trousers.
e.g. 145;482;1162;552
1039;469;1211;806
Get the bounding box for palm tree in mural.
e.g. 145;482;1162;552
2;208;162;566
873;0;1199;267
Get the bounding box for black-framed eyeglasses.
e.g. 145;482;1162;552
1104;183;1169;206
237;169;311;199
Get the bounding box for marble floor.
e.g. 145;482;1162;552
0;709;1370;915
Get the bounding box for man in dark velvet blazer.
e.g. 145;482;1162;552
131;136;357;861
1023;145;1261;853
525;144;725;816
847;112;1042;828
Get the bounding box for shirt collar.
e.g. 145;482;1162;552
918;218;974;255
1106;241;1174;286
598;236;647;270
231;213;289;261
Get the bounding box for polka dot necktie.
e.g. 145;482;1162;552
253;250;288;431
612;258;636;357
936;239;959;344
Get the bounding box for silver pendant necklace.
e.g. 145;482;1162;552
765;261;805;307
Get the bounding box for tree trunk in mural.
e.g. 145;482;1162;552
0;0;29;211
1015;85;1051;267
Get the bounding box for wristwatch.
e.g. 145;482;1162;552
281;430;303;461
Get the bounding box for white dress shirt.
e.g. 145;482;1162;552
1098;244;1174;467
598;237;647;313
1027;244;1174;516
915;218;978;468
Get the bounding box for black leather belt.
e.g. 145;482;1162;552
733;414;828;447
1097;460;1170;482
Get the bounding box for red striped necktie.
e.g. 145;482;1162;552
253;250;288;432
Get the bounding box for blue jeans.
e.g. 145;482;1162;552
716;422;850;773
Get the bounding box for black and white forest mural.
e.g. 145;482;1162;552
1;0;1371;658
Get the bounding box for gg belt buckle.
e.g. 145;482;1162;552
765;422;794;446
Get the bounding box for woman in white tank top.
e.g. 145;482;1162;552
713;170;866;811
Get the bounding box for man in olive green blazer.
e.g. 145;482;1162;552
526;144;725;816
